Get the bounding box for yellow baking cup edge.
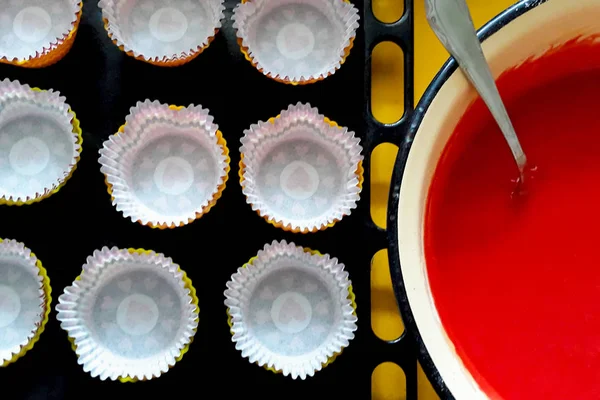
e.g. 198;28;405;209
237;0;356;85
102;18;218;67
1;239;52;367
68;247;199;383
0;3;83;68
0;87;83;206
104;105;231;229
239;115;364;233
226;248;358;375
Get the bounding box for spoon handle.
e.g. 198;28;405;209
425;0;527;172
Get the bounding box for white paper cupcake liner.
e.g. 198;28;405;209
240;102;363;232
56;247;199;381
0;239;48;366
224;240;357;379
0;78;81;205
99;100;229;228
0;0;81;63
99;0;226;64
232;0;360;83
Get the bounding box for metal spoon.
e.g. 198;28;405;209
425;0;528;182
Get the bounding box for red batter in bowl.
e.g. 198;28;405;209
425;37;600;399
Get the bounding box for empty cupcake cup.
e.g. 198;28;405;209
232;0;360;84
225;240;357;379
56;247;199;382
0;0;82;68
240;102;363;233
0;79;83;206
99;100;230;228
99;0;226;66
0;239;51;367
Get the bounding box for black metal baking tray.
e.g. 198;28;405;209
0;1;416;398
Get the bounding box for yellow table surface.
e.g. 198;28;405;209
370;1;516;399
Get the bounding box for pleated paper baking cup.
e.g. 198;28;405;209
56;247;199;382
99;100;230;229
99;0;226;66
0;79;83;206
240;102;363;233
0;239;51;367
232;0;360;84
0;0;82;68
224;240;357;380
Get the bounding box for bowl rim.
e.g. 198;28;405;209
386;0;550;398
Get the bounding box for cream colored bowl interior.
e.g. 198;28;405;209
396;0;600;398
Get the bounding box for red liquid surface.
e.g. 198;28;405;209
425;37;600;400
